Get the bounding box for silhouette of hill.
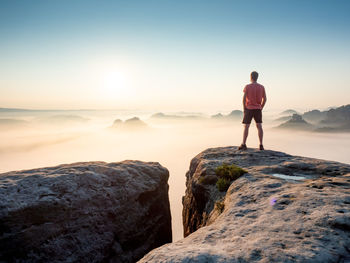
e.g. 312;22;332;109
316;104;350;132
321;104;350;125
277;105;350;132
211;110;243;120
110;117;148;130
302;110;327;123
211;113;224;119
274;115;292;123
124;117;148;127
280;109;299;116
227;110;243;119
277;114;313;130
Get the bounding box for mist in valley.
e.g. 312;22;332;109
1;109;350;241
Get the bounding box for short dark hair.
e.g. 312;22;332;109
251;71;259;81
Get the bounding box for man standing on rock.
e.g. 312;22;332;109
239;71;267;151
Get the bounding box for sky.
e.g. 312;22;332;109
1;0;350;112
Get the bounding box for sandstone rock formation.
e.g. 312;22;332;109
317;104;350;132
211;110;243;120
226;110;243;119
139;146;350;262
0;160;172;262
277;114;313;130
302;109;327;123
321;104;350;125
211;113;224;119
274;115;292;123
286;104;350;132
110;117;148;131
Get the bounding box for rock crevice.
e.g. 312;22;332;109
0;160;172;263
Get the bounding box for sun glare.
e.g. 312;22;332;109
101;71;128;97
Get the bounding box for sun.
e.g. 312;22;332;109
101;71;127;97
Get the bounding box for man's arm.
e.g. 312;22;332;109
261;88;267;109
243;92;247;111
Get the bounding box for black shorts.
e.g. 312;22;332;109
242;109;262;124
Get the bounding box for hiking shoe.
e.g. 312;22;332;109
259;144;264;151
238;144;247;150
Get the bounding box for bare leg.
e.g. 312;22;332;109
242;124;250;145
256;123;263;145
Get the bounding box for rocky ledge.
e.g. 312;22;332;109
0;160;172;262
139;146;350;262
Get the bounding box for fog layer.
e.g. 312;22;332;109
1;110;349;241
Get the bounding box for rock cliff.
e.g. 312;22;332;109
139;146;350;262
0;160;172;262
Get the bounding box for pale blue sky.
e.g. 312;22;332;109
1;0;350;111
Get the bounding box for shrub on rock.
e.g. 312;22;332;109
215;163;247;191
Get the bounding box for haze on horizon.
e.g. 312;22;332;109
1;0;350;112
1;109;350;242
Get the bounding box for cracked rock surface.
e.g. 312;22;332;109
139;146;350;263
0;160;172;263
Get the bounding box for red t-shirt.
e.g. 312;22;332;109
243;82;266;110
